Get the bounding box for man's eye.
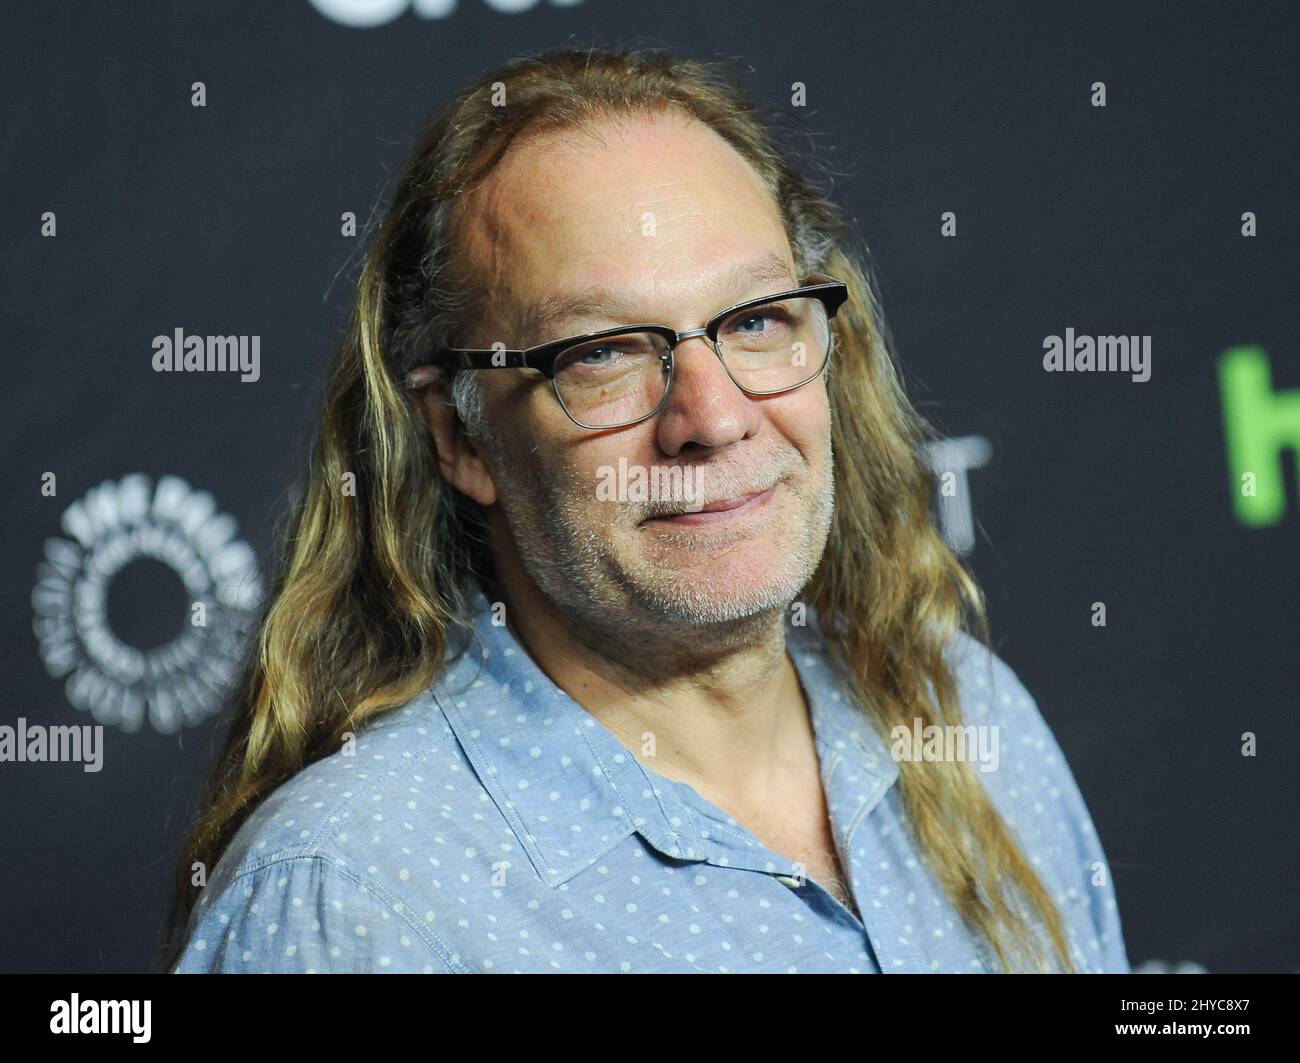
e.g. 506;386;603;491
729;308;790;335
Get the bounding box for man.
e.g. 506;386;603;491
165;47;1128;974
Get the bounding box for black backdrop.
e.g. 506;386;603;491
2;0;1295;974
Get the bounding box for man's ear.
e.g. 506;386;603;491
407;371;498;508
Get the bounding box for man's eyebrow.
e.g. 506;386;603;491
521;252;798;341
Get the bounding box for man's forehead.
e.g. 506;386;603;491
452;117;793;339
455;184;797;341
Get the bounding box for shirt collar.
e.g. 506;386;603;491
432;581;900;887
786;617;901;835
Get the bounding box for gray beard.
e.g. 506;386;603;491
484;434;836;638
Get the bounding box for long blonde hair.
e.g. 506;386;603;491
160;45;1072;974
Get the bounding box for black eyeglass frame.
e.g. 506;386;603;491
420;273;850;430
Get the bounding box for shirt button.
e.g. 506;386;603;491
776;875;803;889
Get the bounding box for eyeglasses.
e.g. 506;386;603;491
423;273;850;429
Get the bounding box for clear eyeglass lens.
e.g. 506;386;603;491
714;295;831;393
551;296;831;427
553;331;671;427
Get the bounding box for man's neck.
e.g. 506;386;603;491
475;563;813;810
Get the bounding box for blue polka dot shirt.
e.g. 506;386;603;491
172;584;1129;973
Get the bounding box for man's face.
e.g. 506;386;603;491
448;110;835;630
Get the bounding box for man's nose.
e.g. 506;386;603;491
653;334;762;453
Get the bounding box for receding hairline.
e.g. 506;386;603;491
445;107;793;347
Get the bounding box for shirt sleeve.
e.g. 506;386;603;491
171;855;462;973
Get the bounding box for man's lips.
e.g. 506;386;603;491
645;483;778;526
694;488;769;513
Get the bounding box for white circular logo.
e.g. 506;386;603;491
31;473;264;734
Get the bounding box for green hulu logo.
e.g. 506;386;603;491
1219;346;1300;526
